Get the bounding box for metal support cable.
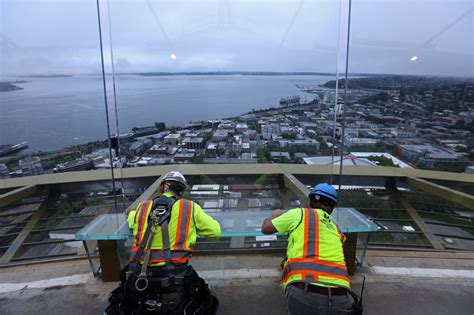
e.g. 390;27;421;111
96;0;118;213
330;0;343;186
338;0;352;197
106;0;125;212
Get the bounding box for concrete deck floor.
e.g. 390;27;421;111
1;252;473;315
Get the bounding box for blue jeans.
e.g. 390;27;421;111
285;285;354;315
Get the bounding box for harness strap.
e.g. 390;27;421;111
160;218;174;271
136;229;156;290
132;195;180;263
132;218;154;264
133;195;180;292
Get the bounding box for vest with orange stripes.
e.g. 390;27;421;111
129;198;194;266
281;208;350;290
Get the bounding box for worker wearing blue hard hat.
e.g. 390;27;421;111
308;182;338;211
261;182;356;314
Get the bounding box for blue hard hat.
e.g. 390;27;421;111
309;183;337;203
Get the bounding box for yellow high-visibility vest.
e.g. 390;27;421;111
281;208;350;290
129;198;193;266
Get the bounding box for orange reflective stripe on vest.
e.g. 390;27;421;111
282;208;350;288
282;260;349;282
135;200;152;245
130;247;189;264
174;200;192;251
283;270;350;285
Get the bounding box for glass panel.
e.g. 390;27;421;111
0;0;113;178
76;176;377;241
80;0;348;256
0;0;123;263
185;174;285;211
419;211;474;228
427;223;474;239
403;191;467;214
436;236;474;251
360;209;410;220
105;0;343;167
13;242;79;260
195;238;233;251
348;0;473;173
369;232;431;247
332;207;378;233
338;190;402;210
373;220;419;232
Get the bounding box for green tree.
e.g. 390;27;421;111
281;132;297;140
189;155;205;164
257;147;270;163
454;145;469;153
154;122;166;131
367;155;398;167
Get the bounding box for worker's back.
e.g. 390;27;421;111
105;171;221;314
128;192;221;266
280;207;349;290
263;182;356;315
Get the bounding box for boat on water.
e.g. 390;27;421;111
0;141;28;157
279;95;300;106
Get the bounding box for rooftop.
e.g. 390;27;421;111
304;155;378;166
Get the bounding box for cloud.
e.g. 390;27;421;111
1;0;472;76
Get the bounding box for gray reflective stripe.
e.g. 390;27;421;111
175;200;192;251
151;250;189;262
305;208;318;258
130;249;190;262
282;261;349;280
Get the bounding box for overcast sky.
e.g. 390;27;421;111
1;0;473;77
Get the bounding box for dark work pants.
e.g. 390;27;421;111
285;285;354;315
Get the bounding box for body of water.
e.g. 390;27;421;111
0;74;335;151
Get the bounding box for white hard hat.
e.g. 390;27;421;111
161;171;187;188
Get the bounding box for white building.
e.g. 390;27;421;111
19;156;44;176
212;130;229;142
345;138;378;147
279;138;320;150
163;133;181;145
191;185;220;196
242;142;251;153
303;154;378;166
236;123;249;133
262;124;281;140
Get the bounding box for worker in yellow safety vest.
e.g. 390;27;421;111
106;171;221;315
261;183;354;314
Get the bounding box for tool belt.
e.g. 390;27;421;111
290;282;349;296
108;264;217;315
125;271;188;312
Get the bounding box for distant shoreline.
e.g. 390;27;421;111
137;71;339;76
4;72;473;79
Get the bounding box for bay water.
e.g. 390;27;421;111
0;74;334;151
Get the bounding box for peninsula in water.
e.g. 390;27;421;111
0;82;23;92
